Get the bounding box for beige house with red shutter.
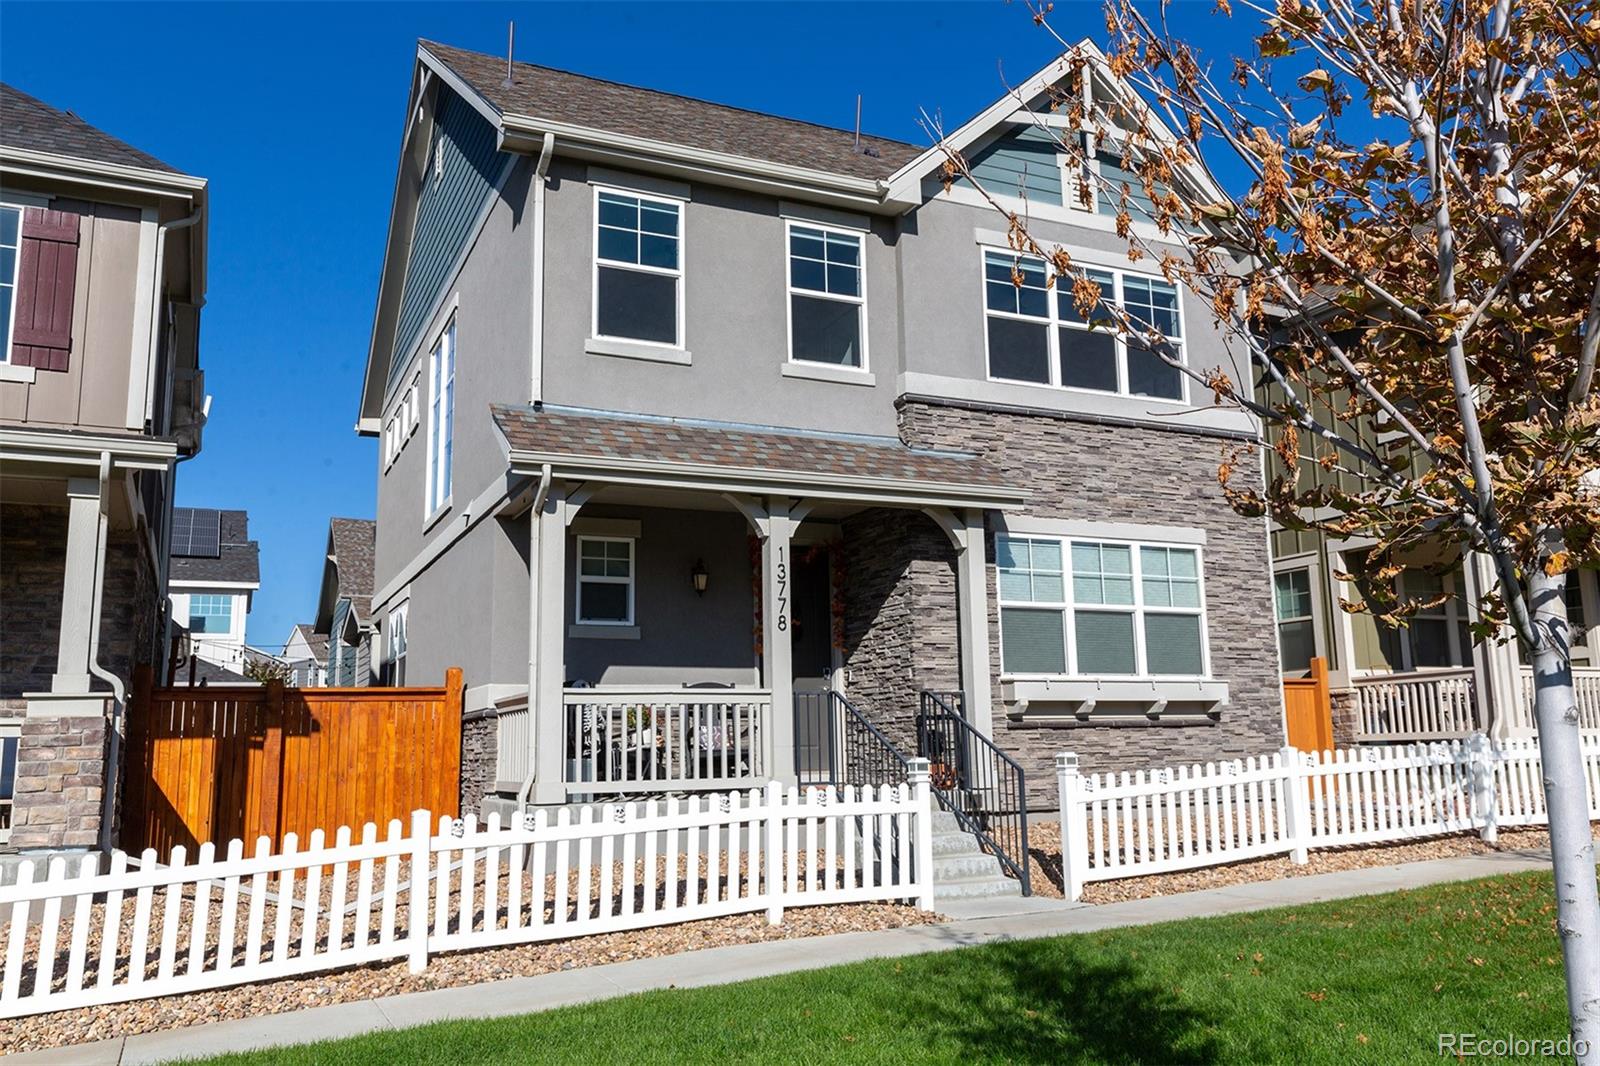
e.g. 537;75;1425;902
0;84;208;857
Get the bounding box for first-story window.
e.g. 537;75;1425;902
383;602;409;685
577;536;634;625
788;223;865;367
983;250;1186;401
0;721;17;841
998;533;1209;678
187;594;234;634
595;189;681;346
0;204;20;363
426;316;455;515
1275;568;1316;672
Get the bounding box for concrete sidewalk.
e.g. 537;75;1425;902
13;847;1552;1066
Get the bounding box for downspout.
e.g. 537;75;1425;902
84;452;126;852
517;463;553;810
142;208;203;427
529;132;555;406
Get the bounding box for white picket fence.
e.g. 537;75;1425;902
0;767;934;1019
1055;736;1595;900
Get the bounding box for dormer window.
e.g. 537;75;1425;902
787;223;866;369
594;189;682;347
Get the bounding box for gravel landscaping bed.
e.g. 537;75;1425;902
1022;820;1575;902
0;900;937;1055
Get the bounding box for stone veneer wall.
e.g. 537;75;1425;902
863;399;1286;809
460;712;498;813
9;712;109;850
839;509;960;755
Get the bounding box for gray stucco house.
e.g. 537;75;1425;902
357;39;1282;815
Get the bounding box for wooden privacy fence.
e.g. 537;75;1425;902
121;668;464;860
1;768;935;1018
1055;735;1595;900
1282;656;1333;752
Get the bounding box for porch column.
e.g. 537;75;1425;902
52;477;104;698
955;508;995;739
1466;550;1525;739
761;500;798;784
530;487;569;804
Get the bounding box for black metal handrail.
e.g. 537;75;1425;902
917;690;1032;895
794;690;910;788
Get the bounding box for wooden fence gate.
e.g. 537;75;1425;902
121;667;463;859
1283;656;1334;752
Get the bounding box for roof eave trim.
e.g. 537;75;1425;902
0;147;206;200
497;114;890;207
504;448;1028;510
0;427;178;471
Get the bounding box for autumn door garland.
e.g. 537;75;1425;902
748;536;847;660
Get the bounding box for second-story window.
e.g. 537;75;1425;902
595;189;681;347
0;205;20;363
426;316;456;516
983;250;1186;402
187;594;234;635
787;223;865;368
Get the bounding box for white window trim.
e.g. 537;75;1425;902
979;245;1189;406
590;184;686;352
1273;559;1325;673
783;219;870;375
384;599;410;685
0;201;25;368
424;311;457;524
996;533;1212;682
0;718;18;844
575;535;636;626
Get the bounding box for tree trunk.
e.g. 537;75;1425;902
1529;565;1600;1061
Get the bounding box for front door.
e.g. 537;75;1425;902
791;550;835;782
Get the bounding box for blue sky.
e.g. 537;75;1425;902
1;2;1248;650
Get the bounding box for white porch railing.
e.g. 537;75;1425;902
494;702;533;794
563;688;770;795
1516;665;1600;733
1352;668;1480;742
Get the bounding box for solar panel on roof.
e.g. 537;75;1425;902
171;508;221;558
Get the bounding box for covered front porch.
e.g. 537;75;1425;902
485;404;1025;805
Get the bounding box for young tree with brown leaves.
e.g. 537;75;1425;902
938;0;1599;1050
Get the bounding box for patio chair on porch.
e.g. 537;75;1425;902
684;682;748;783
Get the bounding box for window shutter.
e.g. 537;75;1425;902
12;207;81;372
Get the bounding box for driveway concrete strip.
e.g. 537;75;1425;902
7;848;1554;1066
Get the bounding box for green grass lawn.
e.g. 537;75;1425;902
192;871;1571;1065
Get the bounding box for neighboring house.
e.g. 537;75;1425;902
1265;421;1599;744
0;84;208;852
357;39;1281;815
314;518;376;686
282;623;330;687
166;507;261;675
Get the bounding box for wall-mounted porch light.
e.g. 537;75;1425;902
691;559;709;596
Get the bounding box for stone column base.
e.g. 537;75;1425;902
1330;688;1360;749
9;703;109;852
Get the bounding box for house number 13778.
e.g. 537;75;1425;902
775;547;788;632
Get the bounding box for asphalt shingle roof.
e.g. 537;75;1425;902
169;509;261;585
491;404;1009;490
329;518;376;622
421;40;921;182
289;623;330;665
0;83;178;173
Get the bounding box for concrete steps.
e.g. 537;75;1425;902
928;808;1024;902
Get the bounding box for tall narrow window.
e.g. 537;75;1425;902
0;205;18;363
788;224;864;367
1056;267;1117;392
577;536;635;625
384;602;409;685
1140;545;1204;675
1072;542;1137;675
594;190;681;346
984;252;1051;384
1122;275;1184;400
1275;568;1316;672
996;536;1067;673
426;317;456;515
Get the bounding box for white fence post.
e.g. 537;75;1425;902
906;757;936;912
1279;746;1311;864
764;779;783;925
407;808;431;974
1055;753;1087;902
1468;732;1499;843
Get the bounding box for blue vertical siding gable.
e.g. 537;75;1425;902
390;88;507;388
959;126;1062;206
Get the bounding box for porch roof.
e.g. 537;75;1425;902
492;404;1026;509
